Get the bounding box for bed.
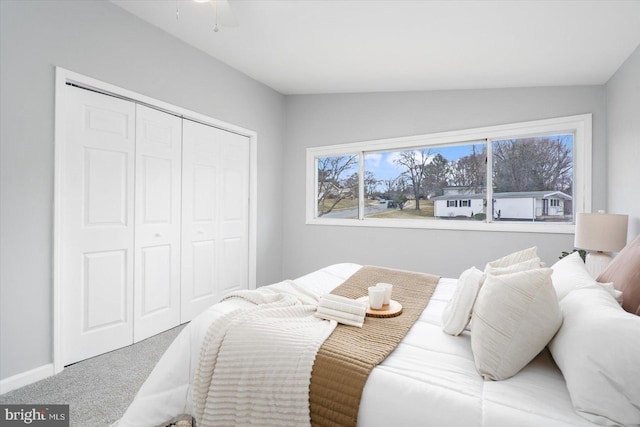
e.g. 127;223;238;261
117;242;640;427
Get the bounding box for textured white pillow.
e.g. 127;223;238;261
442;267;484;336
471;268;562;381
548;285;640;426
485;246;539;270
484;257;543;276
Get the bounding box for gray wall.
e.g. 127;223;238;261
282;87;607;279
0;1;285;381
606;45;640;239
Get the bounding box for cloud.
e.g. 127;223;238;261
365;153;382;168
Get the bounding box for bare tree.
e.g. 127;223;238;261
317;155;358;216
450;144;486;193
422;153;450;197
394;150;432;210
493;137;572;193
382;178;398;200
363;171;379;198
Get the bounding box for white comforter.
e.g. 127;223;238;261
119;263;595;427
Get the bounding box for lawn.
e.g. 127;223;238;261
366;200;435;219
318;198;377;213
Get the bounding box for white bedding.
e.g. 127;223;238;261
119;263;596;427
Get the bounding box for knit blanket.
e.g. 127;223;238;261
192;280;336;427
309;266;440;427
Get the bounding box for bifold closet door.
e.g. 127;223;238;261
181;120;250;322
133;105;182;342
61;85;136;366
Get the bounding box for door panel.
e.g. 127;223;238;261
83;148;129;226
61;86;135;366
221;238;242;292
82;250;128;331
140;245;173;315
133;104;182;342
192;241;216;299
181;120;249;322
140;156;173;224
193;165;216;221
182;120;221;321
219;131;250;295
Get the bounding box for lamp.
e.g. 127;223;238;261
574;211;628;278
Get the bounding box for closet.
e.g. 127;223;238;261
59;83;250;366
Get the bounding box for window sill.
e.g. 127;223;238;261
305;217;575;234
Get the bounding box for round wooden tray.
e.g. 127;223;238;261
356;296;403;318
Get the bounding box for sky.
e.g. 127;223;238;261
327;135;573;185
364;144;484;181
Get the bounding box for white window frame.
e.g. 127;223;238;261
306;114;591;234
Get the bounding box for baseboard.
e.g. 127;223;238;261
0;364;55;395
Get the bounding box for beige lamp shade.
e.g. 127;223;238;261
574;212;629;252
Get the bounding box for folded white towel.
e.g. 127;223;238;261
314;311;364;328
316;306;365;324
315;294;367;327
318;294;367;316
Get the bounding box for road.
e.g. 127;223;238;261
321;202;390;219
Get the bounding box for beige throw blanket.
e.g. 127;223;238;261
309;266;440;427
192;280;336;427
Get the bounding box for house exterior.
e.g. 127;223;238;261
432;194;485;218
432;190;572;220
493;191;572;220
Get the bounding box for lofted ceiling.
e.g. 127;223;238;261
111;0;640;95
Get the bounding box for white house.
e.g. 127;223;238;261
432;194;485;218
494;191;572;220
433;191;572;220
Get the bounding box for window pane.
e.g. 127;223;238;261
364;143;487;220
316;155;359;218
492;135;573;222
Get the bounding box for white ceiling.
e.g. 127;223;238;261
111;0;640;95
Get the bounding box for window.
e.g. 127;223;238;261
360;142;485;221
492;135;573;223
316;155;359;219
307;115;591;233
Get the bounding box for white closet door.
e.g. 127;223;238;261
61;86;135;365
181;120;250;322
133;105;182;342
219;129;250;295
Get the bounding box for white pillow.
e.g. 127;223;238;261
551;251;595;300
598;281;624;303
484;246;538;270
484;257;543;276
548;285;640;426
442;267;484;336
552;252;622;302
471;268;562;381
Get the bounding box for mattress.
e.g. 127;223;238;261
118;263;595;427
